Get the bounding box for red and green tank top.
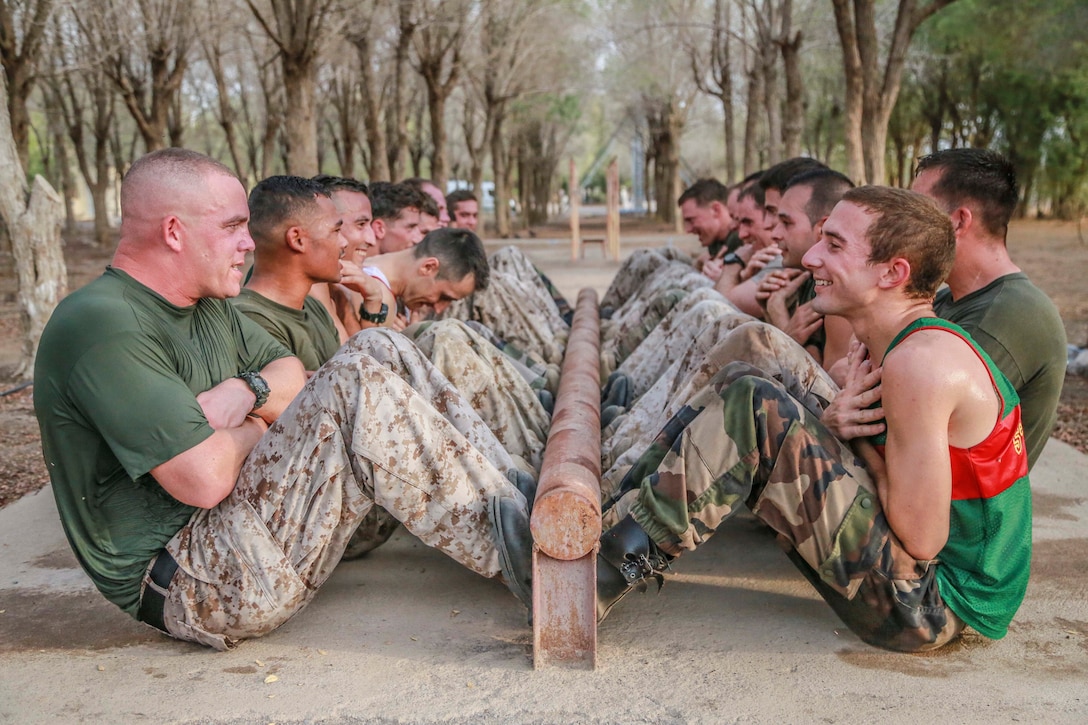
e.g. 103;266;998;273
870;317;1031;639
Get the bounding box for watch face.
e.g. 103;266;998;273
240;371;270;409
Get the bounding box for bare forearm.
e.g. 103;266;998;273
152;416;268;508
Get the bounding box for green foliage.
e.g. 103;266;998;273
912;0;1088;217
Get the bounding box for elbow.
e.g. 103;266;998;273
175;474;235;509
158;467;237;509
901;530;949;562
186;480;234;509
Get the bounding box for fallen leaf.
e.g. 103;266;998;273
255;659;265;667
317;649;327;655
264;674;279;684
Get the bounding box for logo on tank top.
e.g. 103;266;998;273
1013;421;1024;456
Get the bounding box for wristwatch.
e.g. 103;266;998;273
720;252;745;267
359;301;389;324
236;371;270;411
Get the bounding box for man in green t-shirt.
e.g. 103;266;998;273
235;174;550;558
912;148;1066;469
231;175;346;372
34;148;533;650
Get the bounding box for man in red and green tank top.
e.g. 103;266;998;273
505;185;1031;652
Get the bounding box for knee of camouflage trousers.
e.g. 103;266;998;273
156;341;525;649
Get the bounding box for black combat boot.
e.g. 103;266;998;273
490;495;533;616
597;515;671;622
505;468;538;513
600;371;633;409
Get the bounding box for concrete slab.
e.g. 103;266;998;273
1;438;1086;723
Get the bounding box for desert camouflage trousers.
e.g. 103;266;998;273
607;289;739;396
459;320;561;396
407;319;550;473
151;333;525;650
340;325;546;559
613;366;964;652
601;320;835;498
602;265;710;346
488;245;573;324
441;268;569;366
600;247;693;311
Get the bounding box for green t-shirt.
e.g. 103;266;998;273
934;273;1066;470
33;267;291;617
231;289;341;370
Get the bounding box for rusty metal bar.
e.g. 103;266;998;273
531;288;602;669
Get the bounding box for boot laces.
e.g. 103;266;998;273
619;549;670;590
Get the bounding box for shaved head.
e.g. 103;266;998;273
113;148;253;305
120;148;239;240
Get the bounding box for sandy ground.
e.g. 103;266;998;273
1;227;1086;723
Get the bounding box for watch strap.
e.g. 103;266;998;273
236;371;270;411
359;301;389;324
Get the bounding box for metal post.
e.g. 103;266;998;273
531;289;602;669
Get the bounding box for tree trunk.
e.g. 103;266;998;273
389;4;417;181
720;1;736;182
831;0;865;183
647;102;681;225
833;0;959;184
427;85;448;187
0;0;56;170
758;2;781;165
0;75;66;377
462;95;487;195
743;61;764;175
348;28;389;182
282;60;318;176
490;107;510;237
204;41;246;178
44;91;77;235
779;0;804;159
5;63;32;170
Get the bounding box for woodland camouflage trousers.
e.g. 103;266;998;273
149;332;526;650
601;320;831;498
611;364;964;652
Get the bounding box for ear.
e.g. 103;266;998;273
371;218;386;240
948;206;973;238
418;257;440;277
162;215;184;252
813;216;828;238
285;225;306;253
879;257;912;290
